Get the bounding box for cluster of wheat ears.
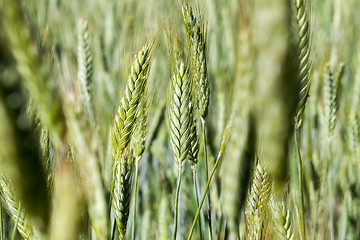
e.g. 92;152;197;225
0;0;359;239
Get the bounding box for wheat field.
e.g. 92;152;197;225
0;0;359;239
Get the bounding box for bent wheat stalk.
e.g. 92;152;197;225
188;116;233;240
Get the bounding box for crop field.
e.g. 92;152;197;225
0;0;359;239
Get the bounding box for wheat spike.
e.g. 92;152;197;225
77;19;94;122
324;63;344;138
40;127;54;190
246;159;271;239
131;92;151;163
112;153;133;240
188;103;199;168
294;0;313;128
182;3;209;119
271;197;294;240
168;61;192;166
112;44;152;239
0;177;38;240
113;45;151;155
323;65;338;137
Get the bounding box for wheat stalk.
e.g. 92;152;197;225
188;115;233;240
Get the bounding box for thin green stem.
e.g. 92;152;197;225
11;205;21;240
294;128;305;238
188;151;223;240
0;203;3;240
327;140;334;240
201;118;212;240
131;161;139;240
192;169;203;240
173;165;182;240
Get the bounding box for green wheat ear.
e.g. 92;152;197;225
0;177;37;239
188;102;199;169
271;195;294;240
112;44;153;239
77;19;94;122
323;63;344;138
112;152;133;240
168;61;192;166
294;0;313;128
131;90;152;163
246;158;271;240
181;2;209;119
113;45;151;156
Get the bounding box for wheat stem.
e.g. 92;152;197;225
188;116;233;239
11;204;21;240
188;150;222;240
173;165;183;240
201;118;212;240
294;127;305;238
192;170;203;240
0;203;3;240
131;161;140;240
